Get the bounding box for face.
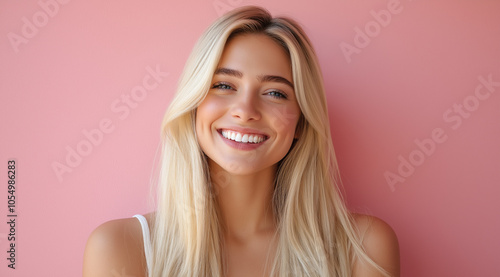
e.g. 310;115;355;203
195;33;301;176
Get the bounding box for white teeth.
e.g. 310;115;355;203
221;130;265;144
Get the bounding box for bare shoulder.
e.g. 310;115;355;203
351;213;400;277
82;213;154;277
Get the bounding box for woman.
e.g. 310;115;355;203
83;6;399;277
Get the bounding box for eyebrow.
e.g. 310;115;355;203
214;67;294;89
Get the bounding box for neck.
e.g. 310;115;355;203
210;161;277;240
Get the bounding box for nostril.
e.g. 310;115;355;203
230;105;261;121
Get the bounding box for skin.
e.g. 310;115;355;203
196;33;301;238
195;33;301;276
83;34;399;277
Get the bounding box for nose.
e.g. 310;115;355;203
230;89;261;122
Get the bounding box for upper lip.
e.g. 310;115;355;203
216;126;269;138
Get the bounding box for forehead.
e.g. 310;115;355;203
216;33;292;79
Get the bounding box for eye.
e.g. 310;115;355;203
212;82;234;90
267;90;287;99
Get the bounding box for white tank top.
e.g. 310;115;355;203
133;214;152;273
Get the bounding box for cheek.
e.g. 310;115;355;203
195;97;230;155
267;104;301;134
195;103;212;156
199;95;228;116
196;97;223;131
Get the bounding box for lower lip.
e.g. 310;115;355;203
218;132;266;151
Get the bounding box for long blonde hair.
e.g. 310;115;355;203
151;6;388;276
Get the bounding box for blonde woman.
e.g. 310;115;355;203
83;6;399;277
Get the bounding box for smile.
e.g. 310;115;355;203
220;129;267;144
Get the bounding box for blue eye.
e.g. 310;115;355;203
212;82;233;90
268;90;287;99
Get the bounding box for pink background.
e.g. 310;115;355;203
1;0;499;276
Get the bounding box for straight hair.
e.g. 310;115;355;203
150;6;389;277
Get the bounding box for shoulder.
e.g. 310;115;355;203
82;213;154;277
351;213;400;277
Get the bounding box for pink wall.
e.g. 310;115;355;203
1;0;499;276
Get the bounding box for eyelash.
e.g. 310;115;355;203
267;90;287;99
212;82;234;90
211;82;288;99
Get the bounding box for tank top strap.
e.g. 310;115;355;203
133;214;152;273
